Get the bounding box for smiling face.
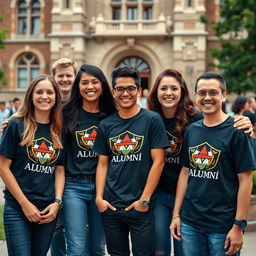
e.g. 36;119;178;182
112;77;142;110
195;78;227;116
32;79;56;115
79;72;103;107
54;65;75;96
157;76;182;113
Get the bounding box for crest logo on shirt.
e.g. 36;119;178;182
76;126;98;150
165;131;182;157
110;131;144;155
27;137;59;164
189;142;221;170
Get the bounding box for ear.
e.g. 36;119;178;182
222;91;228;102
137;87;142;97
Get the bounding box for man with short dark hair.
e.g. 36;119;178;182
171;72;255;256
94;66;169;256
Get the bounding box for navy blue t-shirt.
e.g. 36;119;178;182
93;108;169;207
65;109;100;176
180;116;256;233
158;111;203;194
0;117;65;208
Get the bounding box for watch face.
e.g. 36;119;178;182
240;220;247;228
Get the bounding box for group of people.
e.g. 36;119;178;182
0;58;255;256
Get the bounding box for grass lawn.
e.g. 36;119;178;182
0;204;5;240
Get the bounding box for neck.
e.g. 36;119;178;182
82;101;100;113
61;92;71;102
119;105;141;119
162;106;177;119
203;111;228;127
34;110;50;124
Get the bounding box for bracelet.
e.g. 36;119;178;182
172;215;180;220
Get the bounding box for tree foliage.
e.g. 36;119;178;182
0;15;8;83
201;0;256;94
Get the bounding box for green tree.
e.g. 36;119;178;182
201;0;256;94
0;15;8;83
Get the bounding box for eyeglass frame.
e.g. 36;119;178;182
195;89;224;98
113;85;139;94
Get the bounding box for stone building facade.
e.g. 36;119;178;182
0;0;220;100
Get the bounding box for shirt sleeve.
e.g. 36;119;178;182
0;119;19;160
93;124;110;156
149;114;169;149
231;131;256;173
179;129;190;168
56;132;67;166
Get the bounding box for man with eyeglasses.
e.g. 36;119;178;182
170;72;255;256
93;66;169;256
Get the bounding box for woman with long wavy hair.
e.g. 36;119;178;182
0;74;65;256
147;69;201;256
62;64;116;256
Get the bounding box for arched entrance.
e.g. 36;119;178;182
117;56;151;90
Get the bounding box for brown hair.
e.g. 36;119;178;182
147;69;195;141
13;74;63;148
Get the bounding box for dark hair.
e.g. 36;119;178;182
195;71;227;92
12;97;20;103
112;66;141;88
231;96;249;114
147;69;195;141
64;64;117;134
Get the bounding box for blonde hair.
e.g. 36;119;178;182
13;75;63;149
52;58;77;76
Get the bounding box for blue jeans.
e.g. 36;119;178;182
4;201;56;256
101;208;154;256
153;190;183;256
181;222;240;256
62;177;105;256
50;209;66;256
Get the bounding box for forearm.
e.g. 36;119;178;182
173;167;189;216
235;171;253;220
96;156;108;199
54;165;65;200
141;158;164;201
0;166;28;205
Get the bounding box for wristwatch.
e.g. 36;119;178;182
234;219;247;229
139;198;150;207
54;198;63;208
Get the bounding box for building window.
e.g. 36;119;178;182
143;7;152;20
127;7;138;20
16;53;40;88
111;0;121;2
112;7;121;20
117;56;150;89
187;0;193;7
66;0;70;8
17;0;27;34
17;0;41;36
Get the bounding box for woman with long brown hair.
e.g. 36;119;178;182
0;74;65;256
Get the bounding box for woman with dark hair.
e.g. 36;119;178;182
62;64;116;256
231;96;250;116
0;74;65;256
147;69;252;256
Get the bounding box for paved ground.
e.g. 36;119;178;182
0;180;255;256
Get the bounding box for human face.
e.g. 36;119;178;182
54;65;75;94
195;79;227;116
79;72;103;106
112;77;141;110
157;76;182;112
32;79;56;114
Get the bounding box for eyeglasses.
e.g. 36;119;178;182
113;86;138;94
196;89;222;97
